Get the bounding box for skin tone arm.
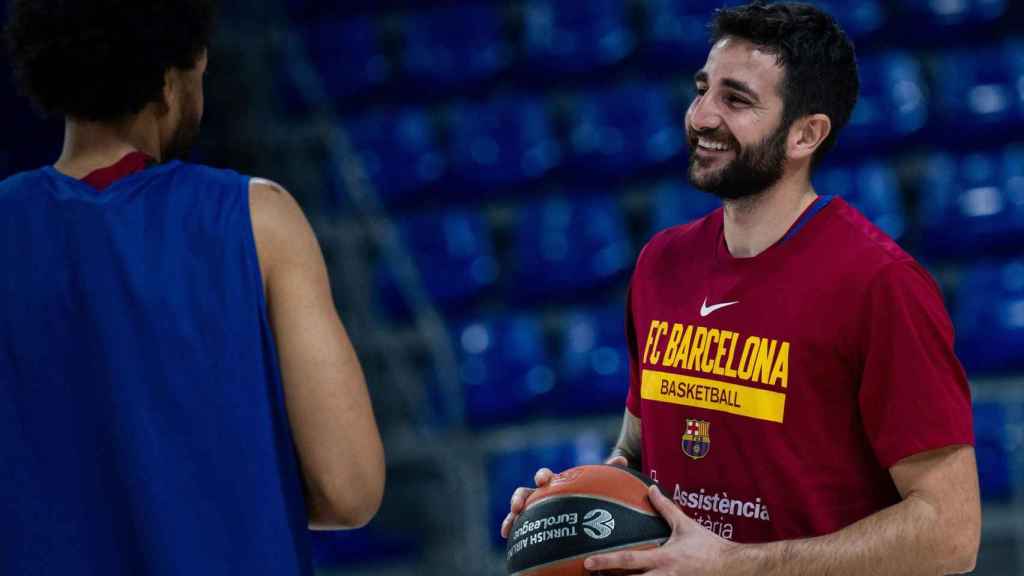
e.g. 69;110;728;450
584;445;981;576
250;179;385;530
501;408;641;538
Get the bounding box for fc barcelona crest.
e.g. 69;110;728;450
682;419;711;460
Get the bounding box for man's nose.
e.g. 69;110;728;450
687;94;721;133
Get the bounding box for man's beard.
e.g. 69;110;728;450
163;100;202;162
686;121;789;201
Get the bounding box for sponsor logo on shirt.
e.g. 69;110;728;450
681;418;711;460
671;484;772;541
640;319;791;423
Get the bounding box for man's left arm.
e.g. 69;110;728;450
585;444;980;575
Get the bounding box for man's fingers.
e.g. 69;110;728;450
605;455;628;467
500;512;513;539
648;484;690;533
584;547;658;572
534;467;554;487
510;486;534;514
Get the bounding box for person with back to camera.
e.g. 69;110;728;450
502;2;980;574
0;1;384;574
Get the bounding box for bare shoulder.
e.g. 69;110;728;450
248;178;321;283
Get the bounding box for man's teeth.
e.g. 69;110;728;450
698;137;729;151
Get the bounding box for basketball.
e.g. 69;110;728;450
505;464;671;576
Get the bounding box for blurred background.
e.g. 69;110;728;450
2;0;1023;574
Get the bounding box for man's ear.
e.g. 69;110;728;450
160;68;178;115
787;113;832;161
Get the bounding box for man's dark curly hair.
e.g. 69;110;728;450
4;0;218;121
711;1;859;167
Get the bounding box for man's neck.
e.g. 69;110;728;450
721;171;818;258
54;113;161;180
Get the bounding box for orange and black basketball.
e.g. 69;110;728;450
506;464;670;576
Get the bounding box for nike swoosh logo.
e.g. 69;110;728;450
700;297;739;317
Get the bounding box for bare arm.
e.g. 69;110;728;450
740;445;980;575
586;445;980;575
249;179;385;530
609;408;642;471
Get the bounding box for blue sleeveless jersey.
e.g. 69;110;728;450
0;162;313;575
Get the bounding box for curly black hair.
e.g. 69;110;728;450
711;1;859;167
4;0;218;121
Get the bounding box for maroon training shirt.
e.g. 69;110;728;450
625;196;973;543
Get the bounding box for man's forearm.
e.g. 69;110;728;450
729;494;976;576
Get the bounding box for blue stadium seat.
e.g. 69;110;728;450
448;94;560;193
523;0;635;75
648;179;721;237
301;17;391;103
642;0;716;66
509;195;632;302
401;4;509;89
806;0;887;40
933;40;1024;140
486;433;610;547
953;260;1024;374
344;108;445;204
556;305;629;415
919;145;1024;259
895;0;1007;32
839;51;928;154
310;524;420;570
376;209;498;317
973;402;1013;502
458;314;555;426
814;160;905;241
566;83;683;179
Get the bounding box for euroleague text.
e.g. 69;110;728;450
507;512;578;560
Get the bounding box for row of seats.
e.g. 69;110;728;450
372;144;1022;311
289;0;1013;86
483;400;1019;547
457;305;629;427
286;0;1019;105
443;255;1024;429
332;48;1023;204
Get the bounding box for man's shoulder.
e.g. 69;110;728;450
819;197;915;276
0;168;49;198
638;209;722;268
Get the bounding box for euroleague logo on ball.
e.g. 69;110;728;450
582;508;615;539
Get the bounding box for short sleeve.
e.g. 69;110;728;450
858;260;974;469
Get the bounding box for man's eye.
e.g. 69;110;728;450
727;95;750;106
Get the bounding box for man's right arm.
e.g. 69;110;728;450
610;408;642;471
249;179;385;530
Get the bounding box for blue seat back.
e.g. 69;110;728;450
920;146;1024;258
567;83;682;178
954;260;1024;374
841;52;927;152
345;109;445;203
510;195;632;302
302;17;390;101
557;305;629;415
649;179;721;237
458;315;555;426
449;95;560;192
814;160;905;241
523;0;634;74
402;4;508;88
